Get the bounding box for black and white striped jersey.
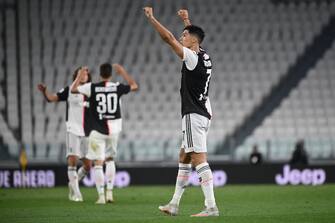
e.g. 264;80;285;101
180;47;212;120
78;81;131;135
57;86;91;137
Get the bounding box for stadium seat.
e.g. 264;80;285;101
237;41;335;161
1;0;334;162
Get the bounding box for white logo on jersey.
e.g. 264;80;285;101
204;60;212;67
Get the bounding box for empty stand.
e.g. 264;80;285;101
236;42;335;161
0;0;334;163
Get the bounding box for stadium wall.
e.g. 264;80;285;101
0;164;334;188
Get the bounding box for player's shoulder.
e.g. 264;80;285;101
106;81;129;92
91;81;103;87
58;86;69;93
106;81;120;87
110;82;129;88
184;46;197;54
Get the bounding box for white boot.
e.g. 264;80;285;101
106;190;114;203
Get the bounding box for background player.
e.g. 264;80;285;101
37;67;92;202
143;7;219;217
71;63;138;204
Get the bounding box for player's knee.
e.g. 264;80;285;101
67;155;77;166
95;160;104;166
105;157;114;162
84;166;91;172
179;151;191;163
83;160;92;171
190;153;207;166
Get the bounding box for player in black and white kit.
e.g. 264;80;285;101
37;67;92;202
71;63;138;204
144;8;219;217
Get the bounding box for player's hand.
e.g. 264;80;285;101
37;83;47;92
143;7;153;19
112;63;126;76
177;9;189;21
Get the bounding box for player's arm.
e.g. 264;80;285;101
71;67;91;97
177;9;191;27
71;67;85;94
113;64;138;91
37;84;59;102
143;7;184;59
70;70;82;94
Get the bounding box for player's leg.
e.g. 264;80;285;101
78;137;92;181
171;149;192;206
94;159;106;204
190;152;218;217
77;158;91;181
67;155;78;201
66;132;82;202
87;130;106;204
159;115;192;216
105;133;119;203
187;114;218;217
173;115;193;207
105;157;115;202
159;148;191;216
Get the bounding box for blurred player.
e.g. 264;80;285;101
71;63;138;204
37;67;92;202
144;8;219;217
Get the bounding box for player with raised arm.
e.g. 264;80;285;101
37;67;92;202
71;63;138;204
143;7;219;217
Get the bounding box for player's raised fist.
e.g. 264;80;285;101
177;9;189;21
37;83;46;92
143;7;153;18
112;63;125;75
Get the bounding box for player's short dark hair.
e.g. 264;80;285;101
184;25;205;44
72;67;92;82
100;63;112;79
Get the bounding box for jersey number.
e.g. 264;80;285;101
96;93;117;114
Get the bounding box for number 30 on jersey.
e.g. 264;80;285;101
96;93;117;114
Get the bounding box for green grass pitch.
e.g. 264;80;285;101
1;185;335;223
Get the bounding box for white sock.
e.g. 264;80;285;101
105;160;116;191
196;162;216;208
94;165;105;196
170;163;192;206
78;166;88;181
68;166;80;196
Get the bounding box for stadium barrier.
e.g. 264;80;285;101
0;164;334;188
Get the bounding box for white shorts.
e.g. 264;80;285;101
87;130;119;161
181;113;210;153
66;132;88;159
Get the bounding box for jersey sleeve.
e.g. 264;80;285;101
117;83;131;95
56;86;69;101
77;83;92;97
182;47;198;71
